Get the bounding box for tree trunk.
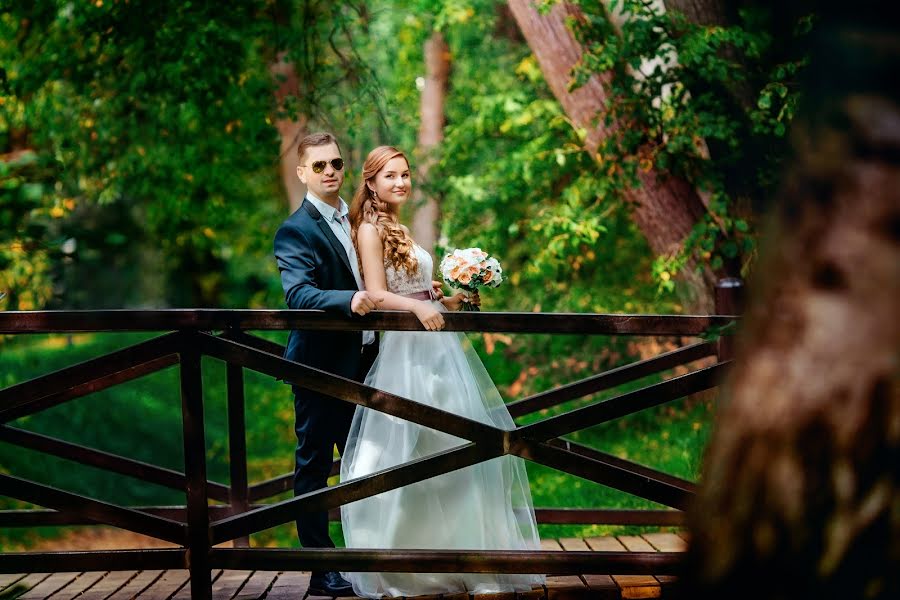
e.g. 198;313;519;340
662;0;756;114
270;51;307;214
683;9;900;599
507;0;716;312
411;31;450;254
663;0;730;23
495;3;525;42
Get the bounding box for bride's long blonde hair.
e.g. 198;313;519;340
349;146;418;274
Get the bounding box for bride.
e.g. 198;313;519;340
340;146;544;598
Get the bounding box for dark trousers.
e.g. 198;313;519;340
293;342;379;549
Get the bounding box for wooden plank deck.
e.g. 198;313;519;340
0;535;686;600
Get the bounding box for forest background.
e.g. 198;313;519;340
0;0;813;548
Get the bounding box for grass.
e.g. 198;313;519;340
0;331;717;549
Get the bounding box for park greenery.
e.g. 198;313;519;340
1;0;814;548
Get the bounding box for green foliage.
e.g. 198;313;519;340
396;2;682;392
0;0;719;313
562;0;814;282
1;0;813;312
1;1;285;309
0;150;57;311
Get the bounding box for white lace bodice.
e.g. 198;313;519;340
384;244;433;296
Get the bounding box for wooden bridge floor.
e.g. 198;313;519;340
0;534;686;600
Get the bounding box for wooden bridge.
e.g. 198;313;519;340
0;295;739;599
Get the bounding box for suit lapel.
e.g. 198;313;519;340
302;199;355;280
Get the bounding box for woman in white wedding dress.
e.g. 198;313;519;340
341;146;544;598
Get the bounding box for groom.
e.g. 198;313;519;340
274;132;381;597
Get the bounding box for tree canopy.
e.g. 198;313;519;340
1;0;814;320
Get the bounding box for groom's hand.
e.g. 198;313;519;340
431;280;444;301
351;291;383;316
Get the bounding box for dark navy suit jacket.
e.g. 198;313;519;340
274;199;363;380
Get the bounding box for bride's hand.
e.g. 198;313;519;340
443;291;480;311
442;291;466;311
413;302;445;331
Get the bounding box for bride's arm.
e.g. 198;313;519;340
357;223;445;331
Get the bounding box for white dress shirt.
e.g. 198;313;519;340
304;193;374;345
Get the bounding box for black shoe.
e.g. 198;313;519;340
309;571;355;597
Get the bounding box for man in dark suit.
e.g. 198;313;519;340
274;132;380;597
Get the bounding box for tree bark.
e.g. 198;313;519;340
411;31;450;253
683;10;900;599
507;0;716;312
662;0;732;28
270;51;307;214
495;3;525;42
663;0;756;113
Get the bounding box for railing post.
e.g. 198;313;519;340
179;339;211;600
714;277;744;362
227;360;251;547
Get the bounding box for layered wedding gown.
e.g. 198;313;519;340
340;244;544;598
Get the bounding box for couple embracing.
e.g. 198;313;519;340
274;133;544;598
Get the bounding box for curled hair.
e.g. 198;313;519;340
349;146;418;275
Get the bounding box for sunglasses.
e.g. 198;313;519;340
306;158;344;173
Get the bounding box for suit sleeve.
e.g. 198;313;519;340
274;223;355;316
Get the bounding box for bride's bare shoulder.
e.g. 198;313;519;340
356;223;384;261
357;222;380;239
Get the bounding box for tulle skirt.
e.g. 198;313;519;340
340;307;544;598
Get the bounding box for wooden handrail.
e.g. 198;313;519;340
0;506;685;527
507;340;717;417
0;425;231;502
0;474;186;544
209;442;493;545
209;547;683;575
0;547;683;576
0;310;738;596
0;308;737;335
0;332;181;417
517;362;729;442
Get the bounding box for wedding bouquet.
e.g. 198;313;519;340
439;248;503;311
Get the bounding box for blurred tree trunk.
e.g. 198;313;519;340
411;31;450;253
271;51;307;214
507;0;717;312
683;5;900;598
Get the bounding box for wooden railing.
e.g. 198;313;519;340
0;301;738;600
